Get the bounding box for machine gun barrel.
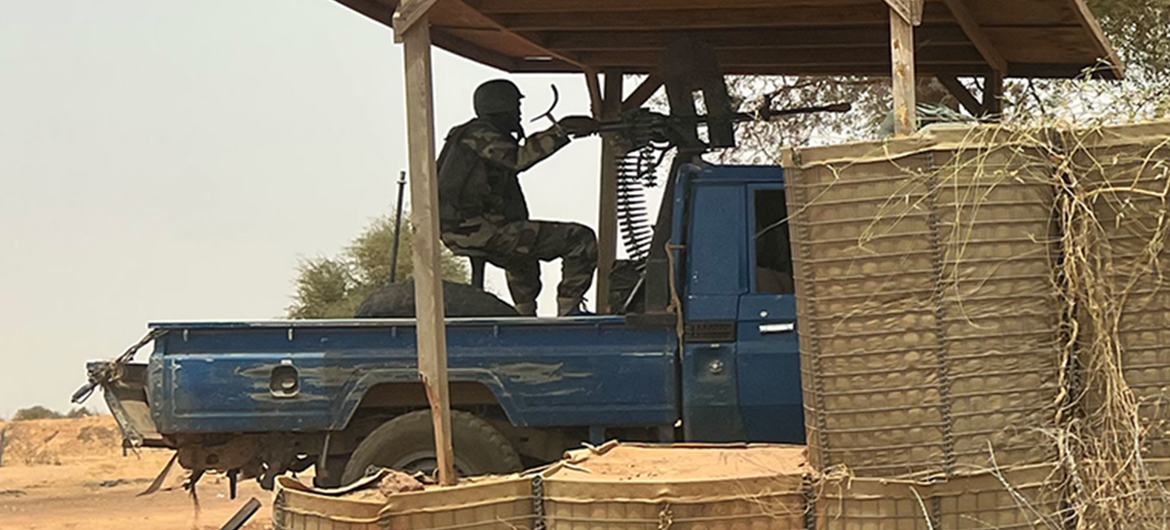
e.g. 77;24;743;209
592;102;851;135
734;101;852;121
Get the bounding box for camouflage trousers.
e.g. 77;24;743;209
442;218;598;314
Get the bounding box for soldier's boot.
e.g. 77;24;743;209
514;302;537;317
557;297;592;317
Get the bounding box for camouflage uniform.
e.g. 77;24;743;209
438;117;598;315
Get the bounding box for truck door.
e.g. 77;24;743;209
736;184;805;442
681;174;749;442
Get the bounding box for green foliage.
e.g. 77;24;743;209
289;258;353;319
287;215;470;319
1090;0;1170;76
9;404;90;421
12;406;59;421
10;406;88;421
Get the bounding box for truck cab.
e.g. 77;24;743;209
90;163;804;488
678;165;801;443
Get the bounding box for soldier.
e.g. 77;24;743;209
437;79;601;316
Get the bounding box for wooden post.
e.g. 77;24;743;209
889;8;917;135
595;70;623;314
983;69;1004;118
584;69;603;119
395;4;456;486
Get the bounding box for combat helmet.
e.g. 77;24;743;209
473;79;524;117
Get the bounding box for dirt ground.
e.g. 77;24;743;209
0;416;272;530
559;443;810;481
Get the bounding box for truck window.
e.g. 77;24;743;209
754;190;795;294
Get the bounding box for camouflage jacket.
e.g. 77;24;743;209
437;118;570;232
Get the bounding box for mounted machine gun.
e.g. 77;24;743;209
554;39;851;313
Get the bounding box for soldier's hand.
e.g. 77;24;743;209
558;116;600;137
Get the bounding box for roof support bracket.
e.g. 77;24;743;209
937;76;983;115
622;74;664;112
940;0;1007;74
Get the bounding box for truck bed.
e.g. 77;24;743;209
144;317;679;435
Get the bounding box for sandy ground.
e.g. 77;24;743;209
559;443;810;481
0;416;272;530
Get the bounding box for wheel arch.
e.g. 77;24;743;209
331;369;523;431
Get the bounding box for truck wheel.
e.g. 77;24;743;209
340;410;521;484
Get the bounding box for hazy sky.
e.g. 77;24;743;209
0;1;623;417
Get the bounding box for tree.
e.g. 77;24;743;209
287;215;470;318
12;406;60;421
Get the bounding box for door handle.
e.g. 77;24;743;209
759;322;795;334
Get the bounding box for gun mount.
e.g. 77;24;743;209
587;39;850;313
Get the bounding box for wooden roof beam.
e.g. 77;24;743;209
445;1;592;72
489;4;959;31
1068;0;1124;78
505;62;995;77
571;46;987;69
940;0;1007;73
1009;62;1116;78
430;30;519;71
467;0;873;14
555;42;979;59
717;64;989;76
540;26;974;52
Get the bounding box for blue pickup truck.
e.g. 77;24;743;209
87;164;804;488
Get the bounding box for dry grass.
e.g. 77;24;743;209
1050;124;1170;529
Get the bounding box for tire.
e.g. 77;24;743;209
355;281;517;318
340;410;521;485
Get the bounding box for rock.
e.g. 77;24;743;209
377;470;425;496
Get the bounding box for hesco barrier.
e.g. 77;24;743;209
542;442;809;530
272;443;811;530
1071;122;1170;456
273;474;537;530
1138;459;1170;526
815;464;1065;529
783;125;1064;478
